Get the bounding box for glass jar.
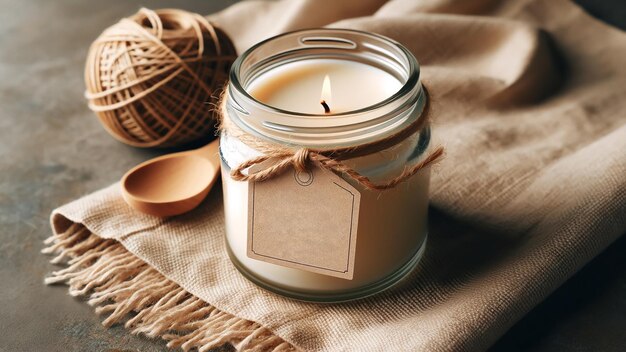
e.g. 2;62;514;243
220;29;432;302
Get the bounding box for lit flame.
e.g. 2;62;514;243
320;75;331;107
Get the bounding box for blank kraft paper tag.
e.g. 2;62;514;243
247;163;361;280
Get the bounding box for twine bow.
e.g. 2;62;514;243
229;147;444;190
221;88;444;191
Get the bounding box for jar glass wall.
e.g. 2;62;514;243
220;29;432;302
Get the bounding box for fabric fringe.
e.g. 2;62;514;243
42;223;296;352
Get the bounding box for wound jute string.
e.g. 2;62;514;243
85;8;236;148
218;87;445;190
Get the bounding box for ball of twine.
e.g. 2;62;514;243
85;8;236;147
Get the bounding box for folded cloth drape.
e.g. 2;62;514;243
45;0;626;351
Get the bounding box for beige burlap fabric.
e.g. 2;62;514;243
44;0;626;351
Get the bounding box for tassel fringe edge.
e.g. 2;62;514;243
42;223;297;352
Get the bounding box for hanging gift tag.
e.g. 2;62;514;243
247;161;361;280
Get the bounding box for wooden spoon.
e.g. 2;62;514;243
121;139;221;217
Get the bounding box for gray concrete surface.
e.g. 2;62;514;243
0;0;623;351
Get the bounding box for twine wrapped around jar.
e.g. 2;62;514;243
219;88;444;191
85;8;236;147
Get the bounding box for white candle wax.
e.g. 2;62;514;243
247;59;402;113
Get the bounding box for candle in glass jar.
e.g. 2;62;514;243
247;59;402;113
223;61;428;293
221;29;433;302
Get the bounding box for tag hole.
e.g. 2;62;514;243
294;170;314;186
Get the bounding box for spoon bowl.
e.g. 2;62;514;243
121;139;221;217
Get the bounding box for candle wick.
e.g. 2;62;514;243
320;100;330;114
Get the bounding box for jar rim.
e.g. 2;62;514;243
229;28;421;117
225;28;427;148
